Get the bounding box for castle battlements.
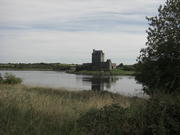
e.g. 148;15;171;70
77;49;116;71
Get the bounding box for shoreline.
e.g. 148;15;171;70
67;69;135;76
0;68;135;76
0;68;60;71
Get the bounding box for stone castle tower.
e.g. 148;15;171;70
91;49;116;70
78;49;116;71
92;49;104;64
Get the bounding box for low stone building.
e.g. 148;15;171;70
77;49;116;71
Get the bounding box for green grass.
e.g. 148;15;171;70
0;63;76;71
0;84;142;135
0;73;22;84
110;69;135;75
67;69;135;76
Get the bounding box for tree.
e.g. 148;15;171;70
136;0;180;94
0;73;2;82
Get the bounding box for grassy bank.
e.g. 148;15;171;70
0;63;135;76
0;84;179;134
0;63;75;71
0;84;141;135
67;69;135;76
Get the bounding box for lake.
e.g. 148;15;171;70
0;70;146;97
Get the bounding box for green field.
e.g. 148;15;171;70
0;63;135;76
0;63;75;71
67;69;135;76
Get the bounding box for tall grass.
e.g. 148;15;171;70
76;94;180;135
0;84;141;135
1;84;178;134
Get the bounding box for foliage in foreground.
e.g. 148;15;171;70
0;84;180;135
77;95;180;135
0;84;135;135
0;73;22;84
136;0;180;93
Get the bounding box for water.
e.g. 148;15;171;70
0;70;146;97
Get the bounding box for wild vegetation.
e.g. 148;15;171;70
135;0;180;94
0;73;22;84
0;0;179;134
0;84;142;135
0;63;76;71
67;68;135;76
77;95;180;135
0;63;135;76
0;84;179;135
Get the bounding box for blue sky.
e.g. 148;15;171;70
0;0;164;64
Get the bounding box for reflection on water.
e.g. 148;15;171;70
83;76;119;91
0;70;146;97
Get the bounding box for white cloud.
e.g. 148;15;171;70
0;30;146;64
0;0;164;64
0;0;164;25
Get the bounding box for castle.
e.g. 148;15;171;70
76;49;116;71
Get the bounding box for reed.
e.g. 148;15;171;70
0;84;141;135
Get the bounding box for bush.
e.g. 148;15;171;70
128;95;180;135
1;73;22;84
77;104;128;135
76;95;180;135
142;96;180;135
0;73;3;83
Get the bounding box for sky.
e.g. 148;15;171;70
0;0;164;64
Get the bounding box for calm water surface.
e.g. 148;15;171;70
0;70;146;97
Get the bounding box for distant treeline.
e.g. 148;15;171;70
0;63;76;71
0;63;136;73
116;63;136;71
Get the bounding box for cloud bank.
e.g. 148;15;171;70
0;0;164;64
